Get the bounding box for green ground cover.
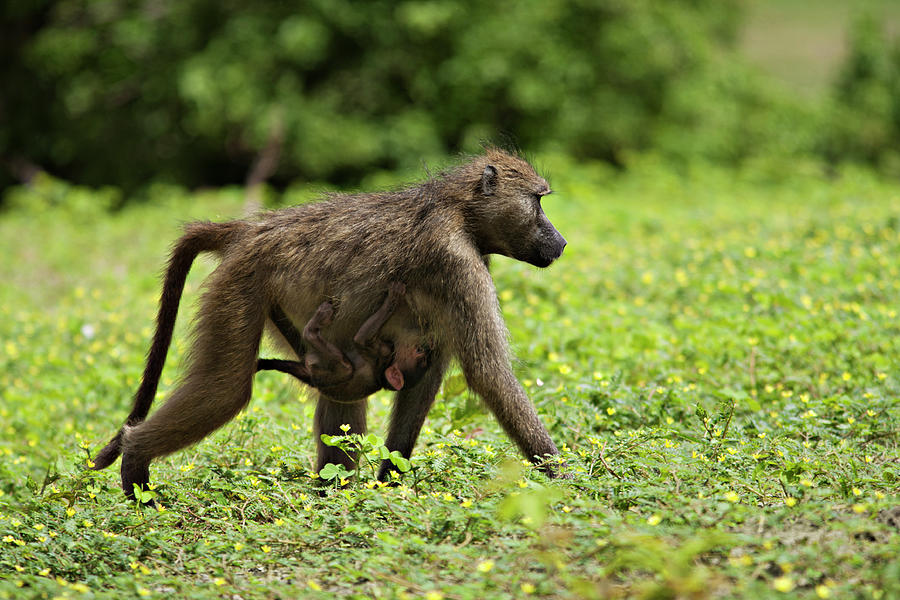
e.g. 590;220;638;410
1;158;898;598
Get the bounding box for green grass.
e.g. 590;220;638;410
1;157;899;599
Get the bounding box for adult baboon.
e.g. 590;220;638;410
256;282;432;401
93;148;567;499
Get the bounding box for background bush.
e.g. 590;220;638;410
2;0;741;192
823;14;900;176
1;1;898;197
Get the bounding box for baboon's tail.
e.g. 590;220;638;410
92;221;246;470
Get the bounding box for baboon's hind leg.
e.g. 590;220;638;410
120;453;151;503
119;275;266;500
314;394;368;474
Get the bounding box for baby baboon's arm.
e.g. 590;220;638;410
353;282;405;350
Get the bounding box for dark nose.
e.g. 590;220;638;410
556;233;567;255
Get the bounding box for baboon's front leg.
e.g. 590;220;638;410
443;261;560;471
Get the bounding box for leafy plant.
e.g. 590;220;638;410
318;430;412;485
1;158;898;598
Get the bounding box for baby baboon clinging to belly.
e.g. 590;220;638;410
257;282;431;403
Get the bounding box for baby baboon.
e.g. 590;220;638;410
256;282;431;401
93;148;567;500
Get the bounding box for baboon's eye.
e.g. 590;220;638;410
529;194;542;218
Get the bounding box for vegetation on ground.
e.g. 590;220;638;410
1;157;898;598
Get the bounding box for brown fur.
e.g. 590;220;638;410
93;149;567;499
257;282;431;401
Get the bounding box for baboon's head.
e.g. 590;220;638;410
467;150;567;268
383;344;431;392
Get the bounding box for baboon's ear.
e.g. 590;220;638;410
385;364;405;390
482;165;498;196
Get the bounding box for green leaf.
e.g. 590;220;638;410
319;463;340;480
388;451;411;472
364;433;385;448
376;531;401;546
133;484;156;505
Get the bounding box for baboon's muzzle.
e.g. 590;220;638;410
530;227;567;268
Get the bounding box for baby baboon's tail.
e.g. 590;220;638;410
92;221;247;470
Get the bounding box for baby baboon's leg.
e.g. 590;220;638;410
377;349;448;481
256;358;312;385
303;301;350;370
119;273;266;499
353;282;404;348
314;394;367;473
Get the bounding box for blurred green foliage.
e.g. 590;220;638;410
2;1;899;196
2;0;740;192
824;14;900;175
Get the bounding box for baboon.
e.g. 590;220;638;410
256;282;432;401
93;148;567;500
